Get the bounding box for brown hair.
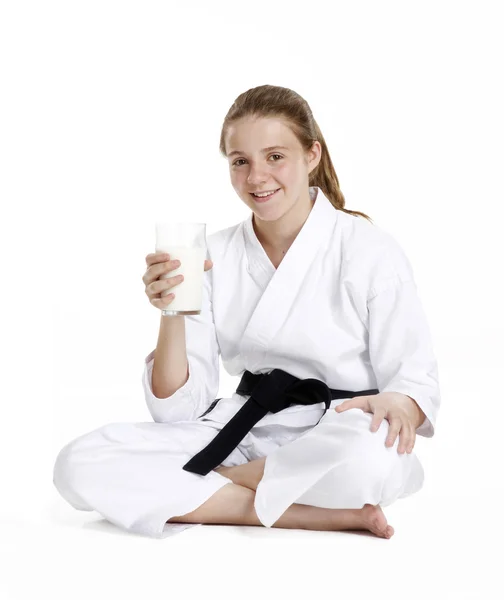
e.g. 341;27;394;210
219;84;373;223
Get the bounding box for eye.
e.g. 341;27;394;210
232;154;283;167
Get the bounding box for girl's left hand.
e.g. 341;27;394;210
335;392;425;454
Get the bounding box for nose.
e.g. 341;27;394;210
247;163;268;186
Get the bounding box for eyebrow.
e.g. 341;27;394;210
227;145;290;158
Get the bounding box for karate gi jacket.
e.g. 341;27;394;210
143;186;441;437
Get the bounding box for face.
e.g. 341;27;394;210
225;116;321;222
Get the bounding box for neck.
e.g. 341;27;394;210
253;188;316;253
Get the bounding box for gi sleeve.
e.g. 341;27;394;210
142;266;220;423
366;238;441;438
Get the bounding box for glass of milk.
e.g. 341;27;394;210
155;222;207;316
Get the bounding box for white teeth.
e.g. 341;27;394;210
252;189;278;198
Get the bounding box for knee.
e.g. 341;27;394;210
53;437;90;510
335;410;419;499
345;441;395;495
347;420;424;505
53;424;118;510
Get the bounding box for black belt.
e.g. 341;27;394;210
182;368;379;476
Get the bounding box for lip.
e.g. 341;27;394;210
249;188;280;203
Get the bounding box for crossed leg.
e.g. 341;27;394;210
167;457;394;539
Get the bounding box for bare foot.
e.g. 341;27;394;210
352;504;395;539
215;464;394;538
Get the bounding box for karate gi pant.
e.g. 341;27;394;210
53;407;424;538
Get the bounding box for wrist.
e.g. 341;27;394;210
406;395;426;428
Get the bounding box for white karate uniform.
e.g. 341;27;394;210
53;186;441;538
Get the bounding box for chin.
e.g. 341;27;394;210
253;205;287;223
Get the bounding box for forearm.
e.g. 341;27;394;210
151;314;189;398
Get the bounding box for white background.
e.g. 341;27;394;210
1;1;503;598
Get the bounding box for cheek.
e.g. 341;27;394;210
277;162;295;178
230;169;244;185
230;173;250;198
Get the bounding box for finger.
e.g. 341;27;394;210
407;431;417;454
204;259;214;271
150;273;184;296
406;421;416;453
397;420;412;454
385;417;402;448
145;252;170;267
407;423;417;453
370;408;386;432
143;253;172;285
150;292;176;309
144;259;181;287
335;397;365;413
335;400;351;412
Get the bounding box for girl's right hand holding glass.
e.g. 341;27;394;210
142;252;213;310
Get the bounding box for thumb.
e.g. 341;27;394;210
335;396;366;412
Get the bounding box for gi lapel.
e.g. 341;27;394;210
241;186;339;354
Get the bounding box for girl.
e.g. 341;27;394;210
53;85;440;539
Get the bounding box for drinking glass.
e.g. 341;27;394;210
155;222;207;316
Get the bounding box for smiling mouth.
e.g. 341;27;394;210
250;189;280;202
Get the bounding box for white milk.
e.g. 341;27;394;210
155;245;206;314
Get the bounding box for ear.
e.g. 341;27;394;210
307;140;322;174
